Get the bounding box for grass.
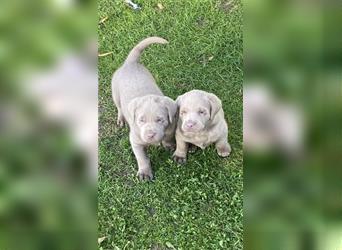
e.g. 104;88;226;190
98;0;243;249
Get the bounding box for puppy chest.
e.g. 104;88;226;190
186;135;211;149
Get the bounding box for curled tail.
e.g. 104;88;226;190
124;36;168;64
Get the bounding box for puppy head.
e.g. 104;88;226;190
176;90;222;133
128;95;177;144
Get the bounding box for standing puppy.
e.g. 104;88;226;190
173;90;231;163
112;37;177;180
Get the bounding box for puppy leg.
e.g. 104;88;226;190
215;138;231;157
117;108;126;127
131;143;153;181
162;134;176;152
173;135;188;164
112;90;125;128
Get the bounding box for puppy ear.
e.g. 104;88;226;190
127;97;141;123
207;93;222;120
175;94;184;107
162;96;177;123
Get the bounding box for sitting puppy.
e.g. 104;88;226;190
112;37;177;180
173;90;231;163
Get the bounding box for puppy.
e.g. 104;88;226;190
111;37;177;180
173;90;231;163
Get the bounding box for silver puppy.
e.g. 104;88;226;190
173;90;231;163
111;37;177;180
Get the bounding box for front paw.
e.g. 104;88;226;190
188;144;198;154
173;154;187;164
217;144;231;157
162;141;176;152
137;169;153;181
116;118;125;128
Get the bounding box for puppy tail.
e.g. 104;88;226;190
125;37;168;64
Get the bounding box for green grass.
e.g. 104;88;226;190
98;0;243;249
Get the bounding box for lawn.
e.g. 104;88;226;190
98;0;243;249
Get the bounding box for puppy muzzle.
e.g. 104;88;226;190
141;129;164;144
182;119;204;133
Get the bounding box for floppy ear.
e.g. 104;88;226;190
207;93;222;120
127;97;141;123
175;94;184;108
162;96;177;123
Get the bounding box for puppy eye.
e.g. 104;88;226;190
180;110;187;115
139;117;146;123
156;117;164;123
198;110;206;115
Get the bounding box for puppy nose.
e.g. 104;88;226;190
147;131;156;139
185;120;197;128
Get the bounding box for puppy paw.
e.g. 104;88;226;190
162;142;176;152
188;144;198;154
173;154;187;164
116;119;125;128
217;145;231;157
137;169;153;181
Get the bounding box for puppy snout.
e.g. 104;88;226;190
146;131;157;139
185;120;197;129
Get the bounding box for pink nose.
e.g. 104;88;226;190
147;132;156;139
185;121;197;128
